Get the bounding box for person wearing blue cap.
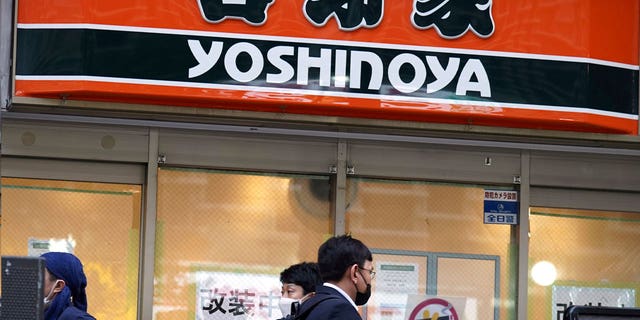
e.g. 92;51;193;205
41;252;96;320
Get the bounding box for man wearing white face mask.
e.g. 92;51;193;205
278;262;323;319
41;252;96;320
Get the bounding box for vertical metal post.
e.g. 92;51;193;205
0;0;12;110
517;150;531;320
331;139;348;235
0;0;15;226
138;128;159;320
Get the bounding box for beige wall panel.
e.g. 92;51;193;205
531;187;640;213
348;141;521;184
1;157;145;184
2;121;149;162
530;152;640;191
158;130;337;173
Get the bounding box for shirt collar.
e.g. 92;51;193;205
323;282;357;310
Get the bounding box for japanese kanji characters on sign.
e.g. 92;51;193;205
196;271;282;320
198;0;275;26
197;0;495;38
412;0;494;38
484;190;518;201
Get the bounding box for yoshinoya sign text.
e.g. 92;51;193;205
187;38;490;98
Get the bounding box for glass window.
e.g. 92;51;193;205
154;168;332;320
529;207;640;320
346;178;514;320
0;177;142;319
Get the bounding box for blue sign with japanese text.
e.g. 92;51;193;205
483;190;518;225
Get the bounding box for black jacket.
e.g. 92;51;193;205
295;285;361;320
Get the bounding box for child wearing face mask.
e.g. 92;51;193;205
41;252;96;320
278;262;323;319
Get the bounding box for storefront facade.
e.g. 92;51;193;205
0;1;639;320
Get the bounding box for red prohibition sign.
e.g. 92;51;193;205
407;298;459;320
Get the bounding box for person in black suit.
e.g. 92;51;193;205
296;234;375;320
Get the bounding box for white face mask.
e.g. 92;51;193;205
278;297;299;317
43;280;62;306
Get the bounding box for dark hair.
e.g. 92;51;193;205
45;268;59;282
279;262;323;295
317;234;372;282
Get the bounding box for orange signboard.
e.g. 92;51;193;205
14;0;640;134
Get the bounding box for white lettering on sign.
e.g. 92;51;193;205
187;40;492;98
266;46;295;83
484;190;518;201
222;0;247;4
426;56;459;93
388;53;426;93
188;40;223;78
350;50;383;90
297;47;332;86
457;58;491;97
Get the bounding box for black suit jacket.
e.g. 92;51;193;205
297;285;362;320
